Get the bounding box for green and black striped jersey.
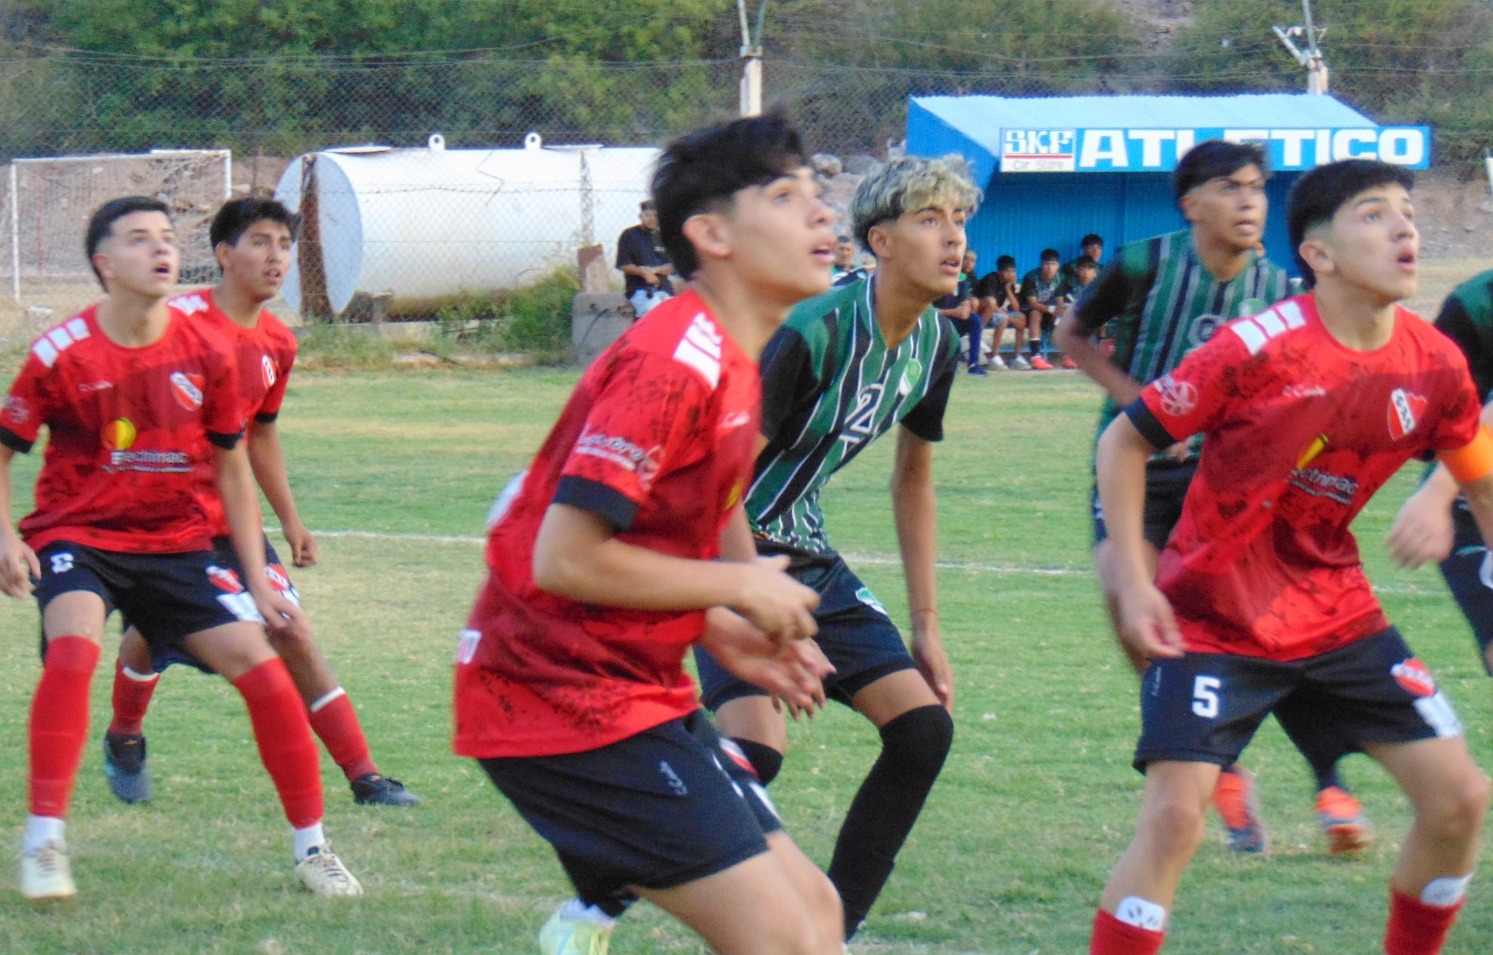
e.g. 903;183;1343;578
1072;228;1289;458
1433;268;1493;401
747;278;960;558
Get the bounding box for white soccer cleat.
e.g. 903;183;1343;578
295;844;363;897
20;840;76;901
539;904;613;955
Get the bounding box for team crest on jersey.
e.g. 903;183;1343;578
3;395;28;427
898;358;922;397
262;354;277;389
206;565;245;594
101;418;137;451
1392;658;1437;697
170;371;205;411
1154;374;1198;417
1387;388;1427;441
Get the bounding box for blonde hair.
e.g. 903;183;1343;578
850;154;981;251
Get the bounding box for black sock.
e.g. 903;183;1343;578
729;737;784;786
827;705;953;941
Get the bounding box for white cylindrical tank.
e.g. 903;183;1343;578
274;134;659;317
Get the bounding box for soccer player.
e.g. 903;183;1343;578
6;196;361;900
101;197;418;808
1054;139;1373;856
1087;159;1493;955
1389;267;1493;689
452;113;844;955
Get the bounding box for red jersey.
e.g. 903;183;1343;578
0;305;244;554
171;290;298;536
1132;294;1482;660
453;290;762;758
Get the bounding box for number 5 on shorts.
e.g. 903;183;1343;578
1192;675;1221;719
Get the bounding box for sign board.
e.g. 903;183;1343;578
1000;126;1429;172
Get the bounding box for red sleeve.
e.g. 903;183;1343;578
0;352;51;452
256;324;296;422
201;334;246;447
1130;327;1251;447
1427;351;1483;454
552;350;711;530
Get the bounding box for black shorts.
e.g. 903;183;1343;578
478;710;781;909
1091;462;1196;550
694;553;912;711
1134;628;1464;772
35;541;264;663
1438;502;1493;675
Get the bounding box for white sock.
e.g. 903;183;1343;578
561;899;616;927
292;822;327;861
23;815;65;854
1115;896;1167;931
1422;874;1473;907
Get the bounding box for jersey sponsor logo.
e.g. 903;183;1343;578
205;564;245;594
32;317;92;368
261;354;277;389
1228;300;1307;355
1283;384;1327;399
3;395;29;426
1387;388;1427;441
573;431;663;491
1391;657;1437;697
102;418;137;451
672;312;723;387
170;371;205;411
1153;374;1198;417
1289;466;1359;505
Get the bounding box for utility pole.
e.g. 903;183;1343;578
1273;0;1329;94
738;0;767;117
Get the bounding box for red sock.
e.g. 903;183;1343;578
233;659;323;829
29;637;101;818
1091;908;1166;955
108;660;159;736
307;690;377;782
1385;889;1463;955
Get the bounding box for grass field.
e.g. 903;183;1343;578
0;367;1491;954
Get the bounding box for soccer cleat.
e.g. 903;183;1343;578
990;354;1008;370
295;844;363;897
1029;354;1055;370
20;840;76;901
102;732;152;804
1061;355;1078;369
1010;355;1032;370
539;906;613;955
1315;785;1374;855
1211;767;1267;853
350;773;421;807
967;365;988;377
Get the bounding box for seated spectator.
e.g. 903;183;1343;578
975;254;1020;370
830;235;869;286
935;250;985;376
1017;248;1063;370
615;199;675;318
1055;255;1100;368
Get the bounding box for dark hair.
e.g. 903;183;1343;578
85;196;171;287
1287;159;1415;288
652;109;808;279
1074;255;1098;271
639;199;655;212
996;254;1015;271
1173;140;1269;205
1040;248;1060;263
836;234;853;244
209;196;298;251
1080;233;1103;248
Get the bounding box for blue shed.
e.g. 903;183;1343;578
905;94;1429;277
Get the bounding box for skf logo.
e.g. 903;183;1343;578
206;565;244;594
1392;658;1437;697
1002;129;1076;157
3;395;29;426
102;418;137;451
170;371;205;411
1154;374;1198;417
262;355;277;389
1387;388;1427;440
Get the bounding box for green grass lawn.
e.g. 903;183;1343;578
0;367;1489;953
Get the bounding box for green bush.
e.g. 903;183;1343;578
433;269;578;364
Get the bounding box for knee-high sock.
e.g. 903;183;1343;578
108;660;160;736
1385;888;1466;955
307;689;377;782
827;705;953;940
29;637;101;818
233;659;323;829
1090;909;1166;955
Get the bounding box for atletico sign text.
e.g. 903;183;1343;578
1000;126;1429;173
